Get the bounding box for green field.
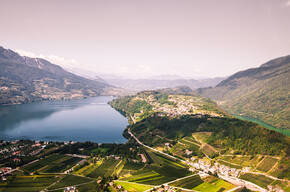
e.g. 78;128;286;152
21;154;82;173
143;149;162;164
256;156;279;172
193;178;236;192
48;175;93;190
76;182;99;192
169;174;203;189
119;161;145;176
192;132;211;143
120;150;190;185
87;159;120;178
239;173;274;188
74;162;101;176
218;160;243;169
179;139;200;151
0;175;60;192
114;180;153;192
221;155;263;168
184;136;201;145
122;171;159;182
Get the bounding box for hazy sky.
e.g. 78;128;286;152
1;0;290;79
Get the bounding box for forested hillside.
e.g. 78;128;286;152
110;91;289;157
197;55;290;130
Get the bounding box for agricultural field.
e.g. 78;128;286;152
47;175;93;190
143;149;162;164
114;180;153;192
21;154;82;174
122;170;160;182
74;161;102;176
169;174;203;189
179;139;200;151
119;149;190;186
218;160;243;169
118;161;145;177
256;156;279;173
0;175;60;192
239;173;275;188
220;155;263;168
76;182;99;192
192;132;211;143
200;144;216;157
193;177;236;192
87;159;121;178
183;136;201;145
270;180;290;192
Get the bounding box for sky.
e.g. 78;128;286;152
0;0;290;79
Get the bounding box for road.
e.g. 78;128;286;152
128;113;186;163
128;114;275;192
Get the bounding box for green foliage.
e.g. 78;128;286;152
169;175;204;189
1;175;59;192
87;159;120;178
239;173;274;188
48;175;92;190
130;116;289;156
21;154;82;173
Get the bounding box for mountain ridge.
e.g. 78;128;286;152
0;46;110;105
197;55;290;130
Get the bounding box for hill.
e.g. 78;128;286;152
197;55;290;130
110;91;290;183
0;46;110;105
110;91;289;156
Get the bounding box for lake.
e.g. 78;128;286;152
0;97;129;143
234;115;290;137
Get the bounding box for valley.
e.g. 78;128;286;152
0;91;289;192
1;0;289;191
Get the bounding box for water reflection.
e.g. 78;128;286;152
0;97;128;143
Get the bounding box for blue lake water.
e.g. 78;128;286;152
0;97;128;143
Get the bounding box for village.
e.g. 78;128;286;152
134;94;223;120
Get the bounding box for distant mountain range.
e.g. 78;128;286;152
197;55;290;130
101;77;226;91
0;46;110;105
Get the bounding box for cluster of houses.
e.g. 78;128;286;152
0;140;47;161
188;159;242;178
136;94;223;119
0;167;12;176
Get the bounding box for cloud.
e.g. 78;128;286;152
16;49;45;59
15;49;79;68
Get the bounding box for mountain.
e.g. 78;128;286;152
102;77;226;91
197;55;290;130
0;46;110;105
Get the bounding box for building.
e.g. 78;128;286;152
64;186;77;192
